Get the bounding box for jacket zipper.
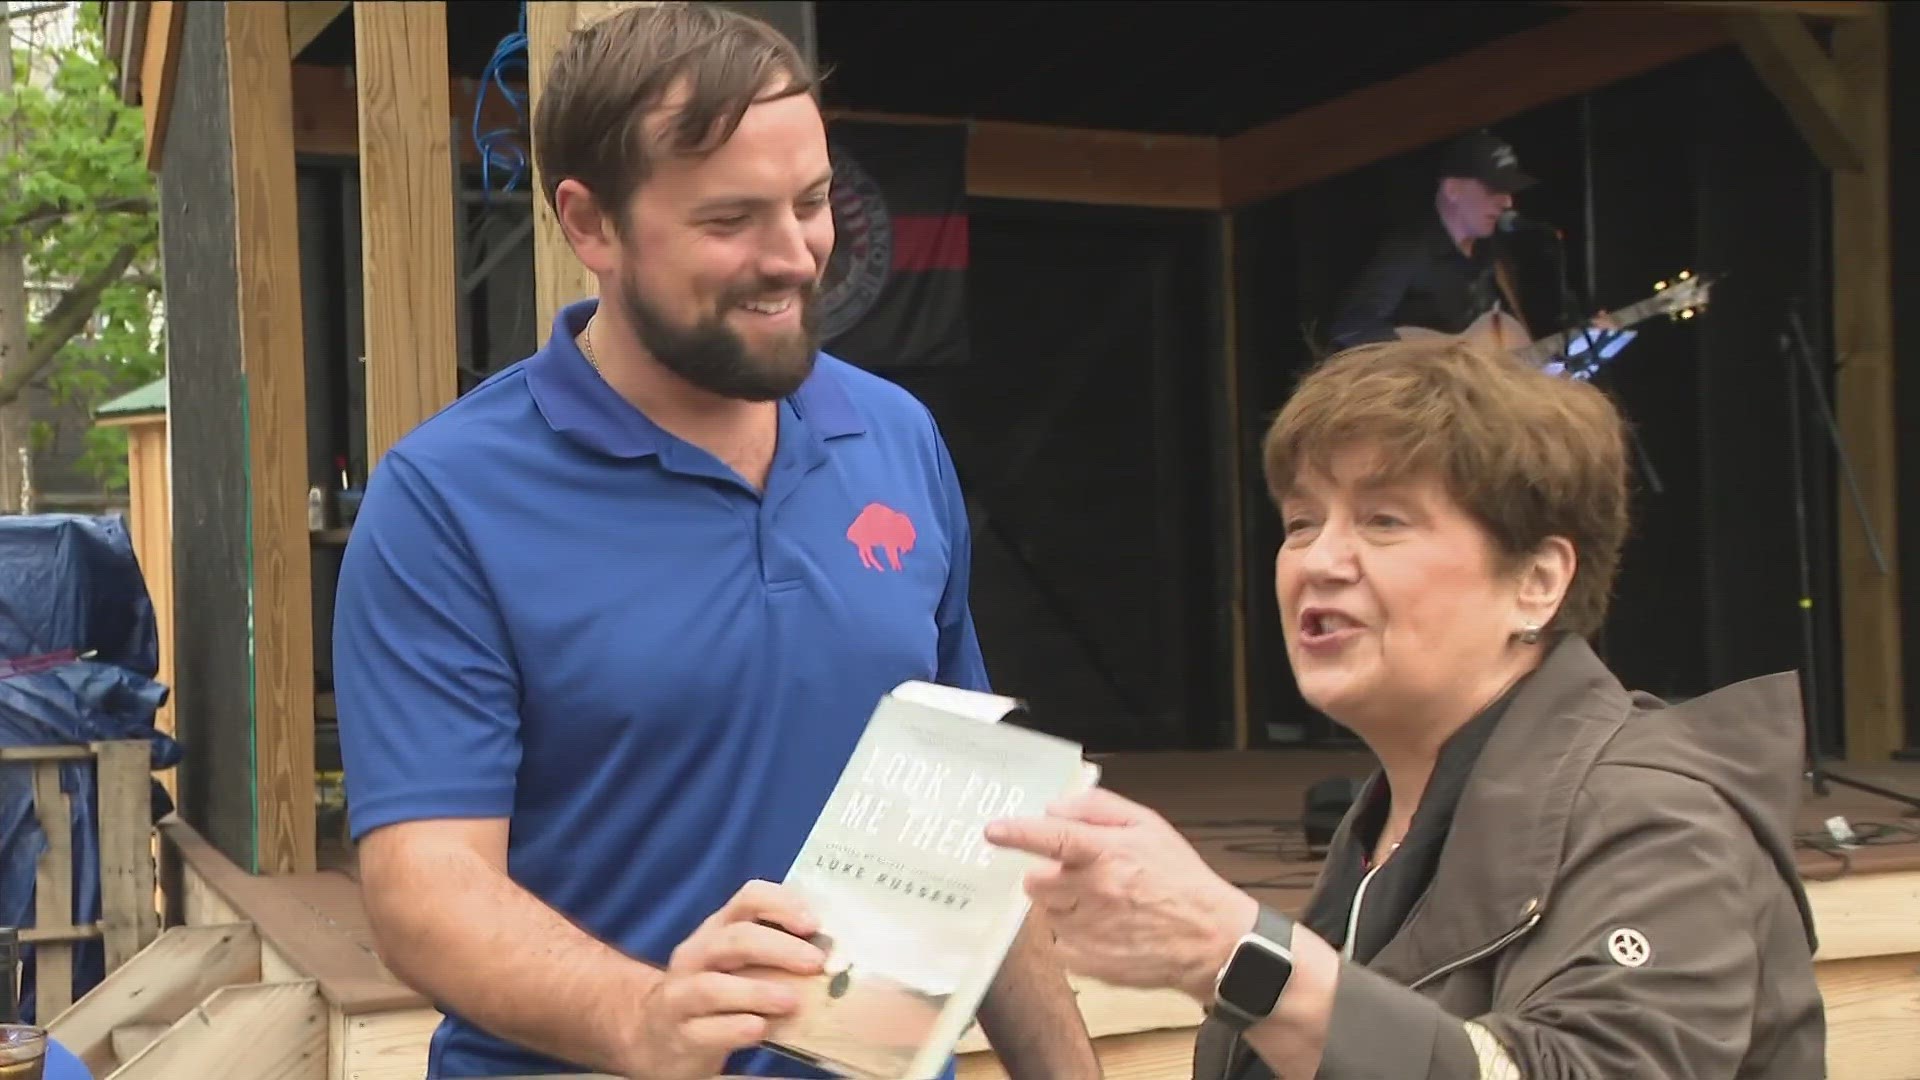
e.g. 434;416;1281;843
1407;901;1545;991
1341;861;1387;961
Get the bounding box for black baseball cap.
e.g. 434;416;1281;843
1438;130;1537;194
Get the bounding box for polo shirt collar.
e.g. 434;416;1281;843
526;298;866;460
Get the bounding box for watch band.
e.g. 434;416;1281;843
1250;906;1297;951
1207;906;1297;1031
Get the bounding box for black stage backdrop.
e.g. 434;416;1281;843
1235;49;1859;752
820;119;971;373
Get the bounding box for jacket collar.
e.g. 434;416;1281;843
1355;634;1633;984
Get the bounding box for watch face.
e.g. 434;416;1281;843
1219;939;1292;1017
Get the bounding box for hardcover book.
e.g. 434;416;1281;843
755;681;1099;1079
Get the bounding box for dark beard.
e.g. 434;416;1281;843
619;276;821;402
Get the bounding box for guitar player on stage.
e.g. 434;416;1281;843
1327;129;1613;358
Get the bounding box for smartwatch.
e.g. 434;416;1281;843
1208;906;1296;1031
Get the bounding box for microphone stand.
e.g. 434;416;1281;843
1780;302;1916;811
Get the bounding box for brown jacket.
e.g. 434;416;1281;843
1196;635;1826;1079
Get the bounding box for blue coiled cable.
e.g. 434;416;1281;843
472;1;529;204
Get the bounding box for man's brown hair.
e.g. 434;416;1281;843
1261;338;1632;639
533;2;820;226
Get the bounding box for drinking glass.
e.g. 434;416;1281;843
0;1024;45;1080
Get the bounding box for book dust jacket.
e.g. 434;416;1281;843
757;682;1098;1079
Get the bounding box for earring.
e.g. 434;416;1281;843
1516;623;1541;645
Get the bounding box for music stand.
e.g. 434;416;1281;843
1546;230;1664;494
1780;304;1920;812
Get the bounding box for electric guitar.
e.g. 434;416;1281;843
1397;270;1719;379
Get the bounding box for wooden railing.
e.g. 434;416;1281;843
1;739;159;1019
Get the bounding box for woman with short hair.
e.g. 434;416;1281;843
987;338;1824;1079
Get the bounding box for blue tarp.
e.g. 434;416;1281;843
0;514;159;676
0;514;175;1023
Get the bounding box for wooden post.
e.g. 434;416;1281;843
225;1;316;875
353;1;458;469
125;417;174;797
285;0;349;56
33;759;73;1018
1217;216;1250;750
95;398;175;801
525;2;640;332
1734;7;1902;761
1828;6;1902;762
137;1;184;170
93;740;160;973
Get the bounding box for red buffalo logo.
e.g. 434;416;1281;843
847;502;916;571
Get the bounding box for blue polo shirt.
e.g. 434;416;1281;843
333;299;986;1078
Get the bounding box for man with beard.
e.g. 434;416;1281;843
330;5;1099;1080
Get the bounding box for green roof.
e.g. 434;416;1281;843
95;377;166;417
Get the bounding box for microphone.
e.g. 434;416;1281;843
1497;209;1557;234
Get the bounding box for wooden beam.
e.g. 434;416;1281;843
1564;1;1875;16
825;110;1220;210
138;1;183;170
289;63;1221;211
106;1;148;105
1827;5;1903;762
290;63;523;169
224;0;317;876
353;2;459;469
959;118;1219;211
1221;10;1733;207
1728;12;1863;170
286;0;351;57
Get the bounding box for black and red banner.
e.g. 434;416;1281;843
818;119;971;371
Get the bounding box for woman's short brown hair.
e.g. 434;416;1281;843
1261;338;1631;639
533;2;820;226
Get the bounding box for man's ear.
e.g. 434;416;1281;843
554;178;618;276
1517;536;1577;629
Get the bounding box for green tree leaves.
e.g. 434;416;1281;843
0;2;162;491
